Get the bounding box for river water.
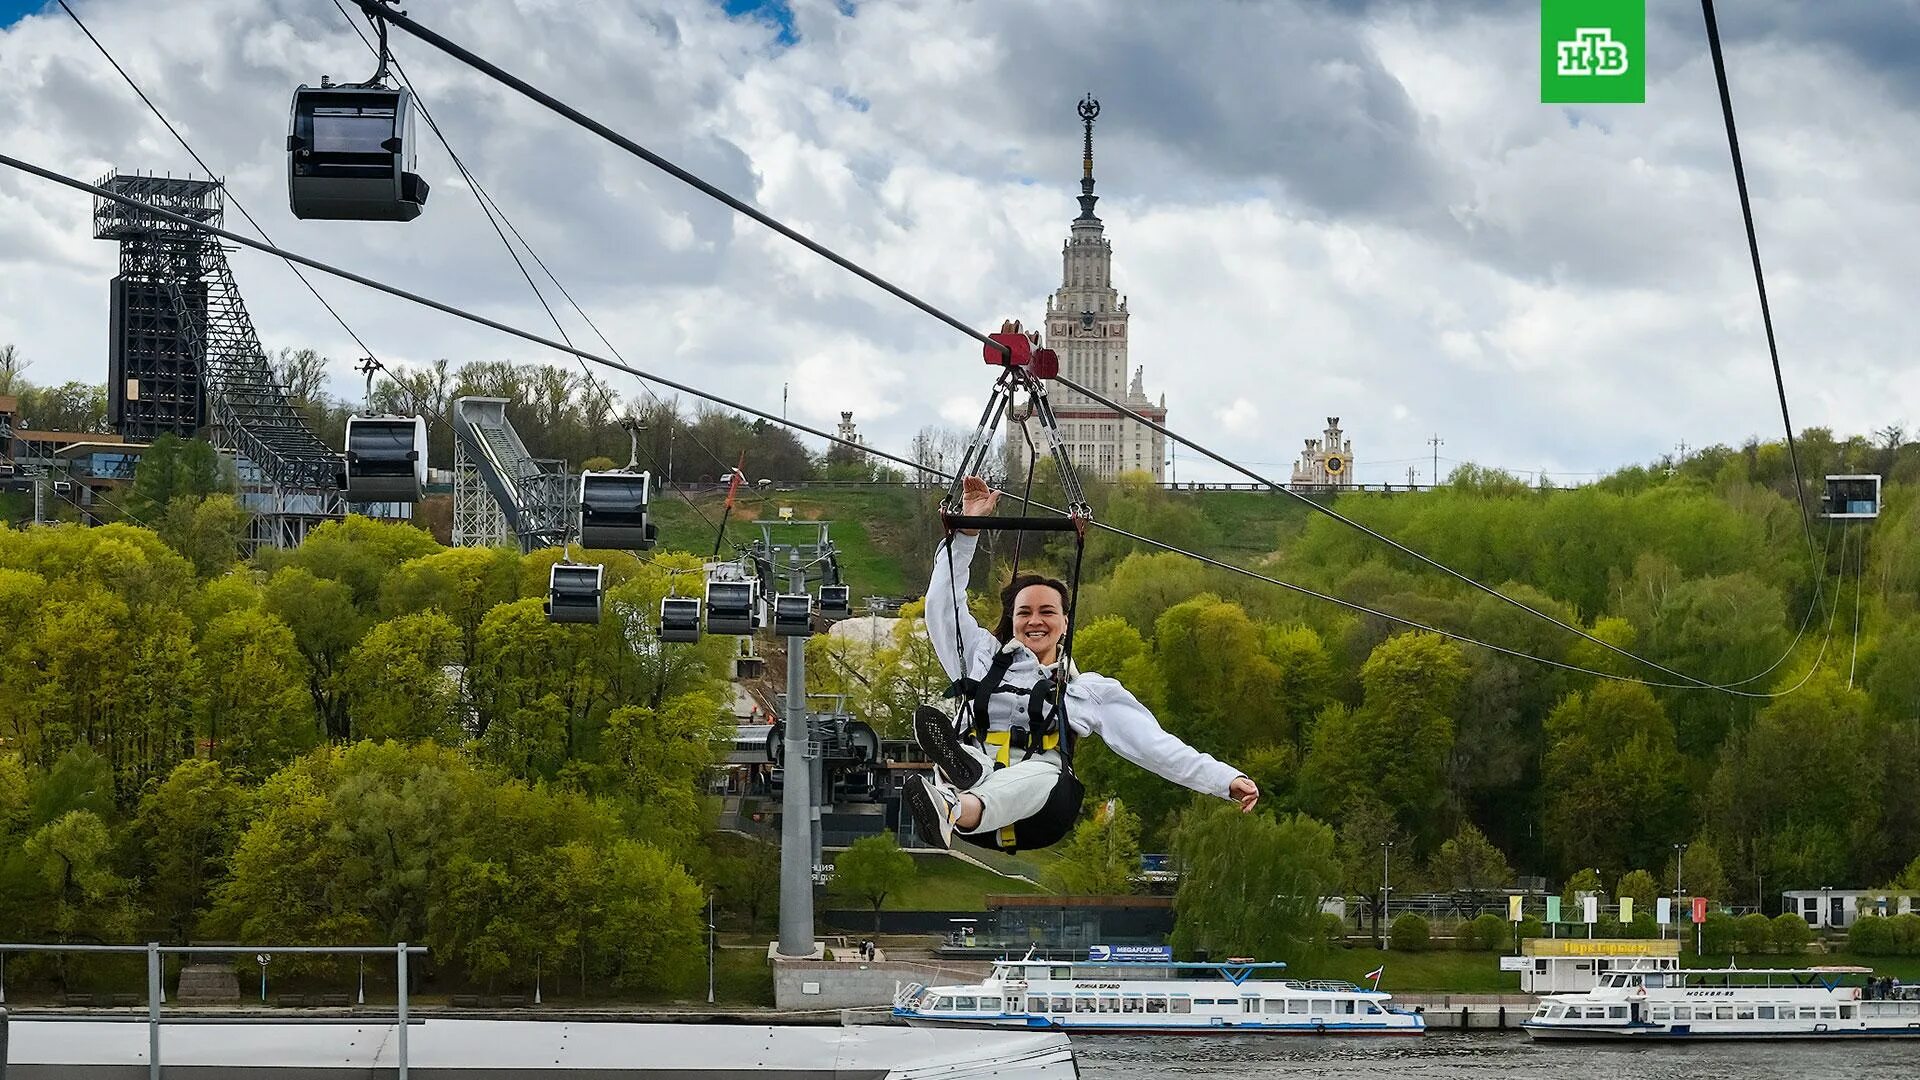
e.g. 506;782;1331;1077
1073;1031;1920;1079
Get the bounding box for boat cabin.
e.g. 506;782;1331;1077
1518;939;1680;994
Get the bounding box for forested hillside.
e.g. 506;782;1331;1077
4;423;1920;983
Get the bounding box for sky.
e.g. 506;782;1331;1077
2;0;1919;486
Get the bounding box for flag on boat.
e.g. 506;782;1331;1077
1365;965;1384;986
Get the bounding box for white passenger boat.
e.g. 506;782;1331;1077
894;957;1425;1034
1524;964;1920;1040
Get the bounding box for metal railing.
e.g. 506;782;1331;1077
0;942;425;1080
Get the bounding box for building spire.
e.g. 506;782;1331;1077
1076;93;1101;223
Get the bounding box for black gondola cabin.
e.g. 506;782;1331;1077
546;563;604;624
579;470;656;550
659;596;702;643
772;593;813;637
818;584;852;620
341;414;427;503
289;85;429;221
705;579;756;636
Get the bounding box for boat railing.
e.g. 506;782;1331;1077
1281;979;1365;993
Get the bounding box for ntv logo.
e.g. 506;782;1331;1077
1556;28;1630;77
1541;1;1644;103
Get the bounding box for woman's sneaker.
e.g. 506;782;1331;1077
905;774;962;850
914;705;983;789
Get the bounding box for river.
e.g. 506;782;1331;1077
1073;1031;1920;1079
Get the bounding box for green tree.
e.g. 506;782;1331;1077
128;759;244;942
1542;682;1686;877
196;607;316;772
1427;823;1514;908
1043;799;1143;896
1664;838;1727;903
1615;869;1660;915
346;612;464;744
832;834;917;930
1171;805;1341;967
125;435;225;522
264;567;365;741
23;810;135;943
156;494;251;577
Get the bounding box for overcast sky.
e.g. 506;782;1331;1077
2;0;1918;486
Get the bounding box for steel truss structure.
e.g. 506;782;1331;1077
450;396;568;552
94;172;343;548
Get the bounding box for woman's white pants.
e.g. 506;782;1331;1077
953;742;1064;835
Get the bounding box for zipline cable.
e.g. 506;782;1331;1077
0;154;1836;696
348;0;1831;696
346;0;1009;361
1056;371;1822;695
1700;0;1819;570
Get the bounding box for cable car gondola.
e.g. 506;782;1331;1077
288;82;429;221
705;579;756;636
545;563;604;625
579;470;656;550
772;593;813;637
1822;474;1881;519
341;413;427;502
818;584;852;620
659;596;702;643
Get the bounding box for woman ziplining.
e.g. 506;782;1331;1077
901;327;1258;852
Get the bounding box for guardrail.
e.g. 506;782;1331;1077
0;942;426;1080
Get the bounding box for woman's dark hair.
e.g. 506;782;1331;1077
993;573;1071;644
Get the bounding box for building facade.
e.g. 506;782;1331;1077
1290;417;1356;487
1012;96;1167;483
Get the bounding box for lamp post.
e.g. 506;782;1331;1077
1672;843;1687;944
707;894;717;1005
1380;842;1394;951
1822;884;1833;933
256;953;270;1004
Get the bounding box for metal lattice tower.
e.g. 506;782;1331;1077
93;172;343;548
450;397;569;552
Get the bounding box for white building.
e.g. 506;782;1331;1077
1291;417;1356;488
1781;889;1920;929
1012;95;1167;483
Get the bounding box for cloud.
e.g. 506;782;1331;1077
0;0;1917;496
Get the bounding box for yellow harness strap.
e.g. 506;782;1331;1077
980;728;1062;849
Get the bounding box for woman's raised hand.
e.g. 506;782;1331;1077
959;476;999;535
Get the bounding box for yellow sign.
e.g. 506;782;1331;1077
1523;938;1679;958
1508;895;1524;921
1620;897;1633;923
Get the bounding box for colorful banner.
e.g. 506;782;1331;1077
1546;896;1562;923
1619;897;1633;923
1509;895;1524;922
1692;896;1709;924
1582;896;1598;923
1656;897;1672;925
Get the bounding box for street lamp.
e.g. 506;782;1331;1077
1380;842;1394;952
256;953;271;1004
1672;843;1687;942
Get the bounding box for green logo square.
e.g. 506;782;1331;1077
1541;0;1645;103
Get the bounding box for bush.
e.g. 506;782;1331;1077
1626;913;1660;939
1517;915;1546;941
1390;913;1430;952
1319;912;1350;949
1736;912;1774;954
1891;913;1920;956
1770;912;1813;954
1849;914;1893;955
1594;914;1625;939
1700;911;1738;954
1456;913;1510;951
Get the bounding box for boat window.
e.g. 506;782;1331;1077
1757;1006;1775;1020
1906;1003;1920;1017
980;997;1002;1012
1534;1007;1550;1019
1820;1006;1838;1020
1799;1006;1819;1020
1339;1000;1356;1015
1364;1003;1382;1015
1264;999;1286;1014
1287;1000;1308;1015
1649;1007;1669;1021
1122;997;1143;1014
1146;998;1167;1014
1735;1005;1756;1020
1099;995;1120;1014
1581;1007;1604;1019
1172;998;1192;1014
1312;999;1333;1015
1644;974;1666;989
1673;1007;1692;1021
1027;967;1050;980
1714;1006;1734;1020
1607;1007;1628;1020
1052;967;1073;979
1243;997;1260;1013
1025;997;1045;1013
936;997;954;1010
955;996;976;1010
1075;997;1096;1014
1050;996;1070;1013
1840;1005;1854;1019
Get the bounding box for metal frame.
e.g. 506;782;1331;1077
1822;474;1881;520
93;172;344;550
450;397;569;552
0;941;424;1080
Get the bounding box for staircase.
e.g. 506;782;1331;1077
452;397;569;551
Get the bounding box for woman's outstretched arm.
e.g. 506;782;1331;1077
1079;678;1257;808
926;532;993;680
